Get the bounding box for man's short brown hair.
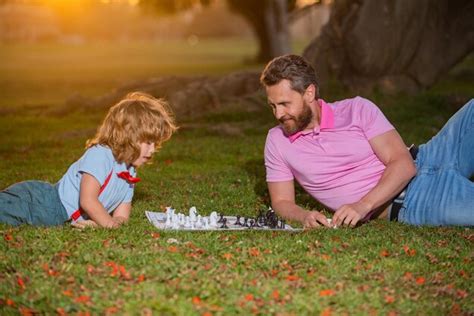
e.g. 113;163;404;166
260;54;319;99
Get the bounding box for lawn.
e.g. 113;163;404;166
0;39;473;315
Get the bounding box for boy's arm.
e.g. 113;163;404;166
79;173;119;228
268;180;331;228
112;202;131;224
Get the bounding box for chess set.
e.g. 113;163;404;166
145;206;303;231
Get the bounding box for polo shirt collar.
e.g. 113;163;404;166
288;99;334;143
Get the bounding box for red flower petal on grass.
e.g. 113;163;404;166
151;232;160;239
456;289;468;299
119;265;131;280
380;249;390;257
403;245;416;256
403;272;413;281
137;274;145;283
272;290;280;300
74;295;90;303
56;307;67;316
249;248;260;257
168;246;178;253
222;253;233;260
4;233;13;241
6;298;15;306
319;289;335;297
320;308;332;316
62;290;73;297
192;296;202;305
286;275;300;281
105;306;119;315
415;277;425;285
17;276;25;289
384;295;395;304
19;307;35;316
244;293;254;301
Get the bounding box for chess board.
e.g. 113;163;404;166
145;211;302;232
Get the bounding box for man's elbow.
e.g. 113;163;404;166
406;160;417;180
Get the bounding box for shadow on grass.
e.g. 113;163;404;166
243;158;323;211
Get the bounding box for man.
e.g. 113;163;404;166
261;54;473;228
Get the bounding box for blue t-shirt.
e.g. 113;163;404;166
57;145;135;222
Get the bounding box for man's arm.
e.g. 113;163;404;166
268;180;331;228
333;130;417;227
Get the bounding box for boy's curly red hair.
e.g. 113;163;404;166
86;92;177;164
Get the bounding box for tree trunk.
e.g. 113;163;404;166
228;0;291;62
303;0;474;93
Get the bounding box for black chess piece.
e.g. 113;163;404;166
220;218;228;229
248;219;255;228
279;220;286;229
234;215;242;226
243;217;248;227
218;214;225;223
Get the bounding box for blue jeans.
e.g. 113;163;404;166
398;99;474;226
0;181;69;226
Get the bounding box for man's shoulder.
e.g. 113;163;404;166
267;125;286;140
330;96;370;108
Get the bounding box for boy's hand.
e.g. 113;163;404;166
71;220;99;230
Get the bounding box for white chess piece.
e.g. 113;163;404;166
172;214;180;229
179;213;185;225
203;217;209;229
189;206;197;222
209;212;218;227
195;215;202;228
184;216;192;228
165;213;172;228
166;207;175;217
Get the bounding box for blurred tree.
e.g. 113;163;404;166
139;0;300;62
303;0;474;93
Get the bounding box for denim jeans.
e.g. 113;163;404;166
0;181;69;226
398;99;474;226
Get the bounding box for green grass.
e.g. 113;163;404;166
0;40;473;315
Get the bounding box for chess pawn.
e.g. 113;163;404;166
179;214;185;226
209;212;218;227
189;206;197;222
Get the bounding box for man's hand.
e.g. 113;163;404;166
333;201;372;227
302;211;332;229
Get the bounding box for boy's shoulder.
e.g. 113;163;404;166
83;145;115;163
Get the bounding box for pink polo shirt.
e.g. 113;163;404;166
264;96;395;211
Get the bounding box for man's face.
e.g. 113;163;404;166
265;79;313;136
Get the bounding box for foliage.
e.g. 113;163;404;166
0;40;473;315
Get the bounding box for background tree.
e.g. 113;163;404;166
139;0;300;62
303;0;474;93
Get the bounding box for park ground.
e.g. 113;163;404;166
0;39;473;315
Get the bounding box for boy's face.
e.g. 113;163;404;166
132;142;155;168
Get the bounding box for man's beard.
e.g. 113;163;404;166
279;102;313;136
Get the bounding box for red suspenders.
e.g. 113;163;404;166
70;171;113;221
